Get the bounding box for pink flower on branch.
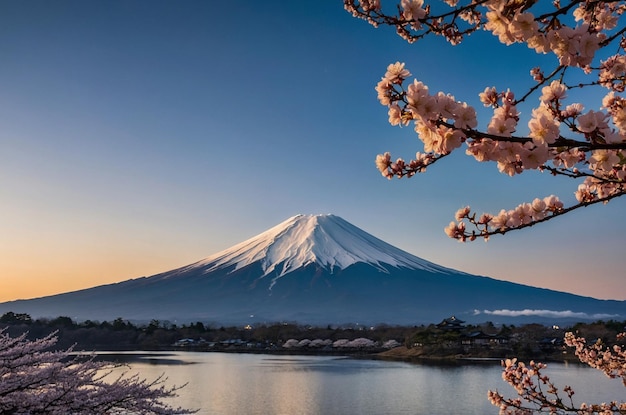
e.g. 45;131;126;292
0;329;195;414
384;61;411;84
348;4;626;413
486;332;626;414
350;0;626;243
479;86;499;107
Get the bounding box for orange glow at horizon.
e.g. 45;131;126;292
0;251;194;303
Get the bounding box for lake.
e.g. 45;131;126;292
104;352;626;414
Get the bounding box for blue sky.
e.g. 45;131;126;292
2;0;624;302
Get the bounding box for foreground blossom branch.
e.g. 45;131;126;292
488;332;626;414
347;0;626;241
565;332;626;387
445;188;626;241
0;329;195;414
347;3;626;413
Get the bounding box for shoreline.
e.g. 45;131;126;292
91;345;582;366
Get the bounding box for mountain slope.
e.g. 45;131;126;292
1;214;624;325
165;214;459;284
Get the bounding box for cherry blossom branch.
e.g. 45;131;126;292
601;25;626;47
488;357;626;414
344;0;491;44
356;0;626;241
489;332;626;414
350;5;626;412
375;151;450;178
444;120;626;151
565;332;626;387
0;329;196;414
515;65;566;105
447;188;626;241
542;164;626;183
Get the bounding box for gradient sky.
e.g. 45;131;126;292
2;1;624;304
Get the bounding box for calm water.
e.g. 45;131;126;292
105;352;626;415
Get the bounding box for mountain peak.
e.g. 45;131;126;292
182;214;456;286
3;214;624;326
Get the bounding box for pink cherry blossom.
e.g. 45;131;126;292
436;92;458;119
346;0;626;243
543;194;563;211
509;12;538;42
375;78;393;106
589;149;620;171
401;0;426;29
356;0;380;12
384;61;411;84
530;197;547;220
599;55;626;92
388;104;404;126
0;329;193;414
528;105;560;145
345;2;626;411
527;33;550;54
375;152;393;178
455;206;470;221
485;7;514;45
562;103;583;118
518;142;549;170
479;87;498;107
540;80;567;103
488;111;517;136
577;110;606;133
453;102;477;129
489;209;508;230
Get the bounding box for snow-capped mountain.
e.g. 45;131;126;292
166;214;460;288
1;214;625;325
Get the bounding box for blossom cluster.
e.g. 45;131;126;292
445;195;564;242
564;331;626;387
0;329;194;414
345;0;625;53
487;333;626;414
347;4;626;412
351;0;626;241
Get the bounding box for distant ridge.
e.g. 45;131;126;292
1;214;624;326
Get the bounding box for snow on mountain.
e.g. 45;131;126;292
2;213;625;326
177;214;460;287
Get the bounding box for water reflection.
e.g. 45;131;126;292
104;352;625;415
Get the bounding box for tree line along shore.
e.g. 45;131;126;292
2;312;624;362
